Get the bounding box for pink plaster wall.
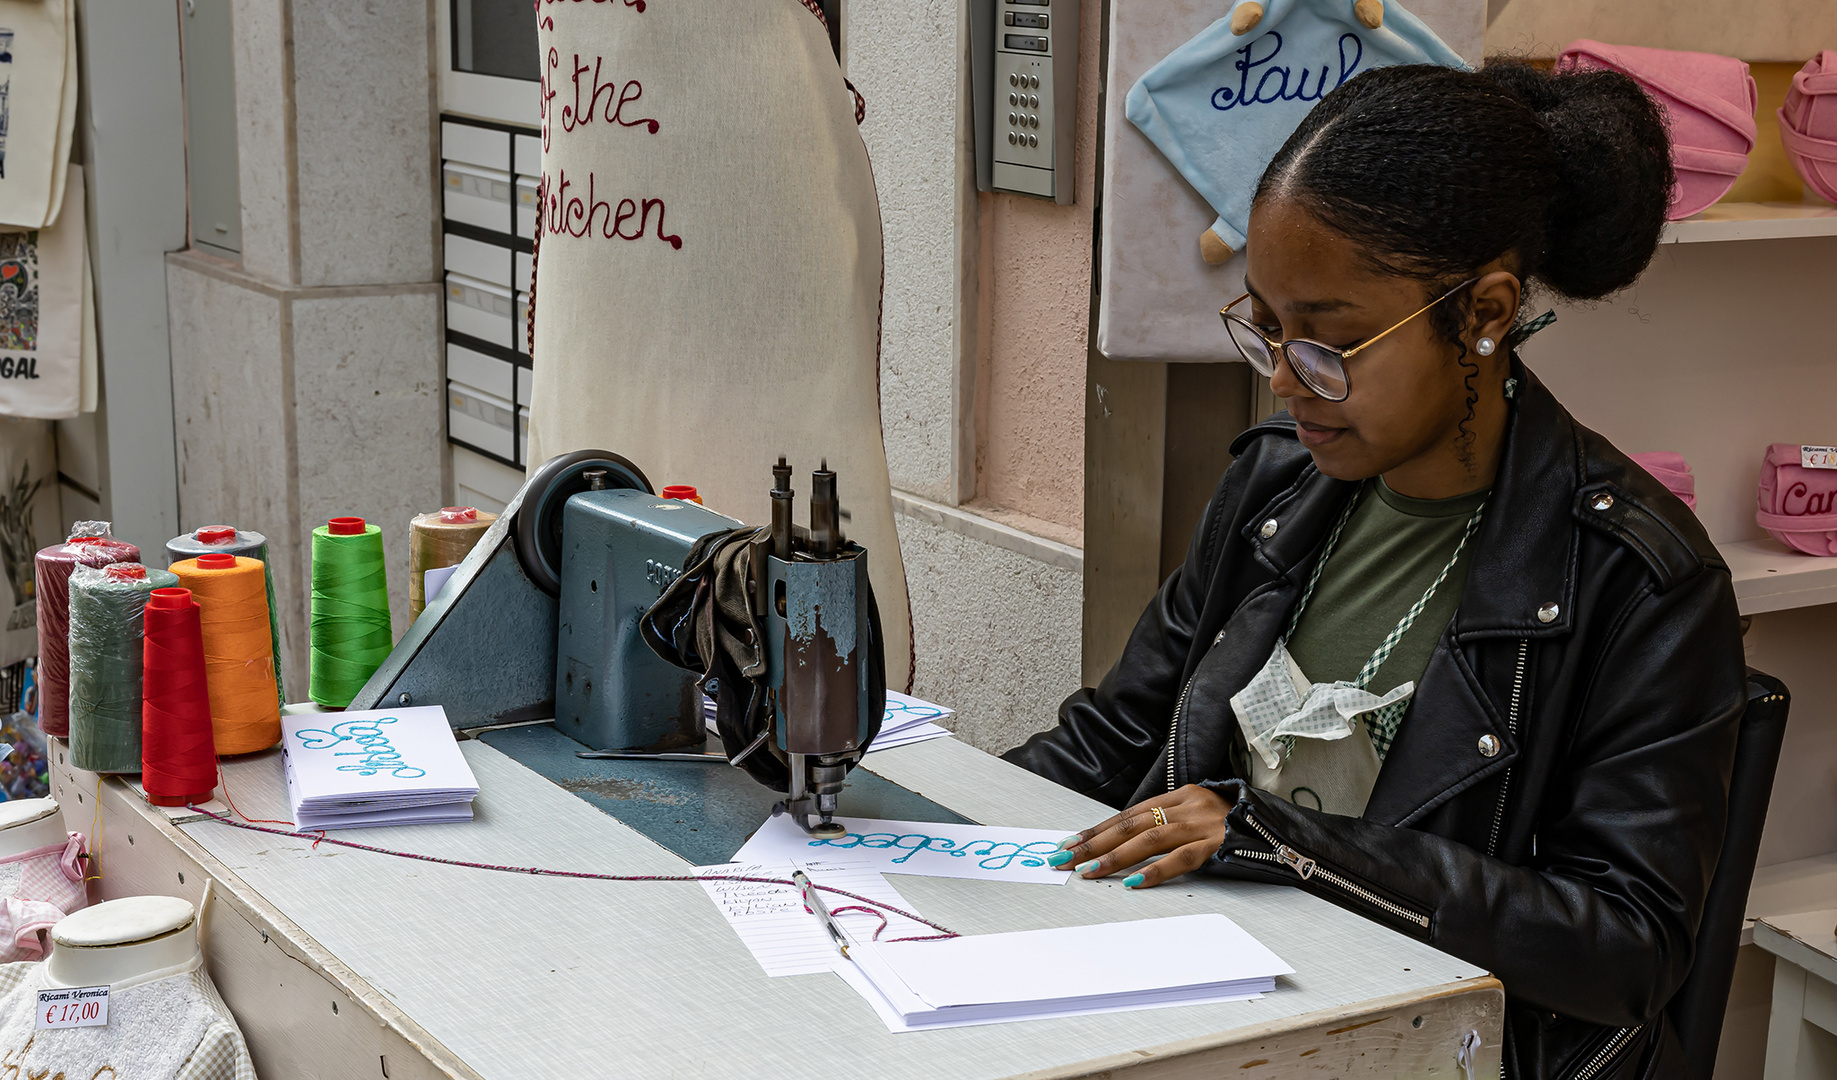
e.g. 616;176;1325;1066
972;0;1102;537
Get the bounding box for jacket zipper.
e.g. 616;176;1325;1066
1568;1023;1642;1080
1165;675;1194;792
1485;640;1531;858
1232;810;1431;930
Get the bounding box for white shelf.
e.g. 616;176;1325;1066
1662;202;1837;244
1721;538;1837;616
1745;852;1837;947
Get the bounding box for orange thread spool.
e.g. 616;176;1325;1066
169;553;282;755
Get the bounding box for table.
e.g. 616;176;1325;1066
1756;909;1837;1079
48;729;1502;1079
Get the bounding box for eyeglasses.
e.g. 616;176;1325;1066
1218;278;1478;402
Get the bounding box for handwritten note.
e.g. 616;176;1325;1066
733;815;1073;886
695;860;930;977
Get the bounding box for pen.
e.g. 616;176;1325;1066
792;869;853;961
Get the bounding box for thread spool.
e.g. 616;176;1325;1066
68;563;180;773
660;485;703;505
35;522;141;738
408;506;496;620
310;517;392;708
169;553;282;755
141;588;217;806
167;526;284;705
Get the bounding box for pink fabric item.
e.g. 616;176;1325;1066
1630;451;1697;511
1556;40;1757;220
1779;51;1837;205
1756;444;1837;556
0;833;88;962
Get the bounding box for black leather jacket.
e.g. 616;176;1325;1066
1005;364;1745;1079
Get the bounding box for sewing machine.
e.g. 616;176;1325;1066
349;450;883;836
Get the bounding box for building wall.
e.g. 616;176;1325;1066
166;0;446;691
851;0;1097;749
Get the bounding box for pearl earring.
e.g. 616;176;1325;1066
1476;337;1497;356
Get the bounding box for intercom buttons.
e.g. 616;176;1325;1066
1009;73;1019;86
1028;134;1038;147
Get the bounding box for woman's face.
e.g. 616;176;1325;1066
1242;196;1512;492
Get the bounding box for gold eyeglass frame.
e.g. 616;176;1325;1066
1218;277;1479;402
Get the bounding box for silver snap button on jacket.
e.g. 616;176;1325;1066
1478;734;1501;757
1537;602;1559;623
1260;519;1279;539
1590;493;1614;511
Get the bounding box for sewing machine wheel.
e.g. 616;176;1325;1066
514;449;653;595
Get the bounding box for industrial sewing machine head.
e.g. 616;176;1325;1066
348;450;884;838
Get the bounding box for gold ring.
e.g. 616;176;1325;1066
1151;806;1167;828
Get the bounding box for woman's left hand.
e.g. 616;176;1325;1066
1049;784;1233;888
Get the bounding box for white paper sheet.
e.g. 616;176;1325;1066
694;860;932;977
834;960;1262;1033
733;814;1072;885
835;914;1290;1031
865;722;954;753
872;914;1292;1006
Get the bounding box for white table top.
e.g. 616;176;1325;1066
173;733;1487;1080
1755;909;1837;987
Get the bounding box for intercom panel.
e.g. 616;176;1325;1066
973;0;1079;204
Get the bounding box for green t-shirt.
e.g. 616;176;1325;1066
1288;477;1487;696
1258;477;1486;818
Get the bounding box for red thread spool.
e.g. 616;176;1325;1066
141;588;217;806
36;529;140;738
438;507;477;523
194;525;237;545
327;517;366;536
661;485;702;505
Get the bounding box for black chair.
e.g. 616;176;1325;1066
1667;669;1791;1078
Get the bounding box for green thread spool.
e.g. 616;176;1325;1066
309;517;393;708
68;562;181;773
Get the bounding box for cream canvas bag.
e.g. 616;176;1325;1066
0;0;77;229
529;0;912;683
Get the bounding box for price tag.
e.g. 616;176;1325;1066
1802;446;1837;470
36;985;108;1030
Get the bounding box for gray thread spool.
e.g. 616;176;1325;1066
68;563;180;773
166;526;284;705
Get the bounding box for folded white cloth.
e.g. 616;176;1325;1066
1230;642;1413;771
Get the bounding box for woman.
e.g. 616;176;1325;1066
1005;61;1745;1078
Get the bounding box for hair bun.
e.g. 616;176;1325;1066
1479;63;1674;300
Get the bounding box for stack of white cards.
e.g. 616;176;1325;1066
700;690;957;753
841;914;1294;1031
281;707;480;830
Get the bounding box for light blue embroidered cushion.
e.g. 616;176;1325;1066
1127;0;1466;253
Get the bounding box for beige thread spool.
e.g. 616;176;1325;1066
409;506;497;619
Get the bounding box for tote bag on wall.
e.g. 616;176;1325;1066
0;0;78;229
0;416;59;666
0;166;86;420
528;0;913;683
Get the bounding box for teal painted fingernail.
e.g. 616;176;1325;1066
1047;850;1074;867
1057;835;1080;850
1123;873;1145;888
1076;860;1100;874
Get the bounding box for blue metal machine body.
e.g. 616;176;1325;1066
555;489;741;752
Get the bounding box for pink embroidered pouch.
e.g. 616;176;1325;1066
1780;51;1837;205
1757;444;1837;555
1630;451;1696;511
1556;40;1757;220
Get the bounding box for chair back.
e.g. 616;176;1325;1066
1666;668;1790;1077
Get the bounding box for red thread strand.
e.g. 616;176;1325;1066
36;535;139;737
186;806;959;941
141;590;218;805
